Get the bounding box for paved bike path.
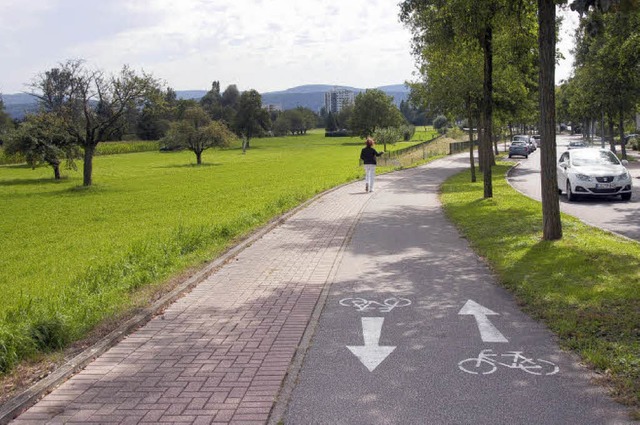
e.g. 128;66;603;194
11;154;632;424
282;155;633;424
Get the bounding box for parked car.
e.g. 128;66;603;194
623;134;638;145
512;135;535;153
509;141;529;158
568;140;587;149
532;134;541;147
557;148;632;201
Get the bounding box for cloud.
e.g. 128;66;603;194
0;0;415;93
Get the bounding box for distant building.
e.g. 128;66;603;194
263;104;283;112
324;88;355;114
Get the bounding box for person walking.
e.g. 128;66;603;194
360;137;384;192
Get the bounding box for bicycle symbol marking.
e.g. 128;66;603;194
339;297;412;313
458;349;559;376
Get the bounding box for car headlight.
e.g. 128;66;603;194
575;173;592;181
617;172;630;181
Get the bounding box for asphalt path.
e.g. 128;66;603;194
281;155;633;425
507;134;640;241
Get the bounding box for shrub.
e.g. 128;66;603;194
433;115;448;134
401;125;416;141
373;127;403;148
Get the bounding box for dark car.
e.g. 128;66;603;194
568;140;587;149
509;141;529;158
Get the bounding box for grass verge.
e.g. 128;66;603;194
440;163;640;418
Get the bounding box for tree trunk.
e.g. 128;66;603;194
481;24;493;198
83;144;96;186
538;0;562;240
196;150;202;165
467;101;476;183
53;163;61;180
619;108;627;160
478;120;485;172
607;114;616;153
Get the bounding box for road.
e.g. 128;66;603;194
280;155;632;425
507;134;640;241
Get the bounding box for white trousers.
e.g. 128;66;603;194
364;164;376;191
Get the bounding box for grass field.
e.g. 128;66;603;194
440;163;640;417
0;130;431;373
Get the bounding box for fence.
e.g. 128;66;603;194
377;135;456;167
449;140;479;155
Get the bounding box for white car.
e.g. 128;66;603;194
557;148;632;201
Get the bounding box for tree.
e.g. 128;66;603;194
325;112;338;131
373;127;403;151
135;86;176;140
0;96;14;145
163;105;236;164
4;113;80;179
538;0;562;240
233;90;270;149
31;59;160;186
350;89;406;138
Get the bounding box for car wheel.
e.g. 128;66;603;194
621;193;632;201
508;154;512;158
525;155;528;159
566;181;576;202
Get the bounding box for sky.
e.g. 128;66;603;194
0;0;578;95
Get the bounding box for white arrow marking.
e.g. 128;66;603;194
347;317;396;372
458;300;508;343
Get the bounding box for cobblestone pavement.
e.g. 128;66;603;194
12;158;465;425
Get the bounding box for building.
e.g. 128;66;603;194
324;88;355;114
263;104;282;113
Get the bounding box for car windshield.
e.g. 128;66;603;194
571;150;620;166
513;137;528;142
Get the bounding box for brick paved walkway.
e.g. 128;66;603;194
11;168;409;424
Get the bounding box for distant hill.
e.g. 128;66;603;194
2;93;39;120
1;84;410;119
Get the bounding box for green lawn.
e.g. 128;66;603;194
0;132;380;372
440;163;640;418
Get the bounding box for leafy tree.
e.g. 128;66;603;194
273;113;291;136
221;84;240;108
571;6;640;158
233;89;270;149
325;112;338;131
200;81;223;119
163;105;236;164
373;127;403;151
4;113;80;179
350;89;406;138
135;87;177;140
0;95;15;145
336;105;354;130
433;115;449;133
31;59;160;186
